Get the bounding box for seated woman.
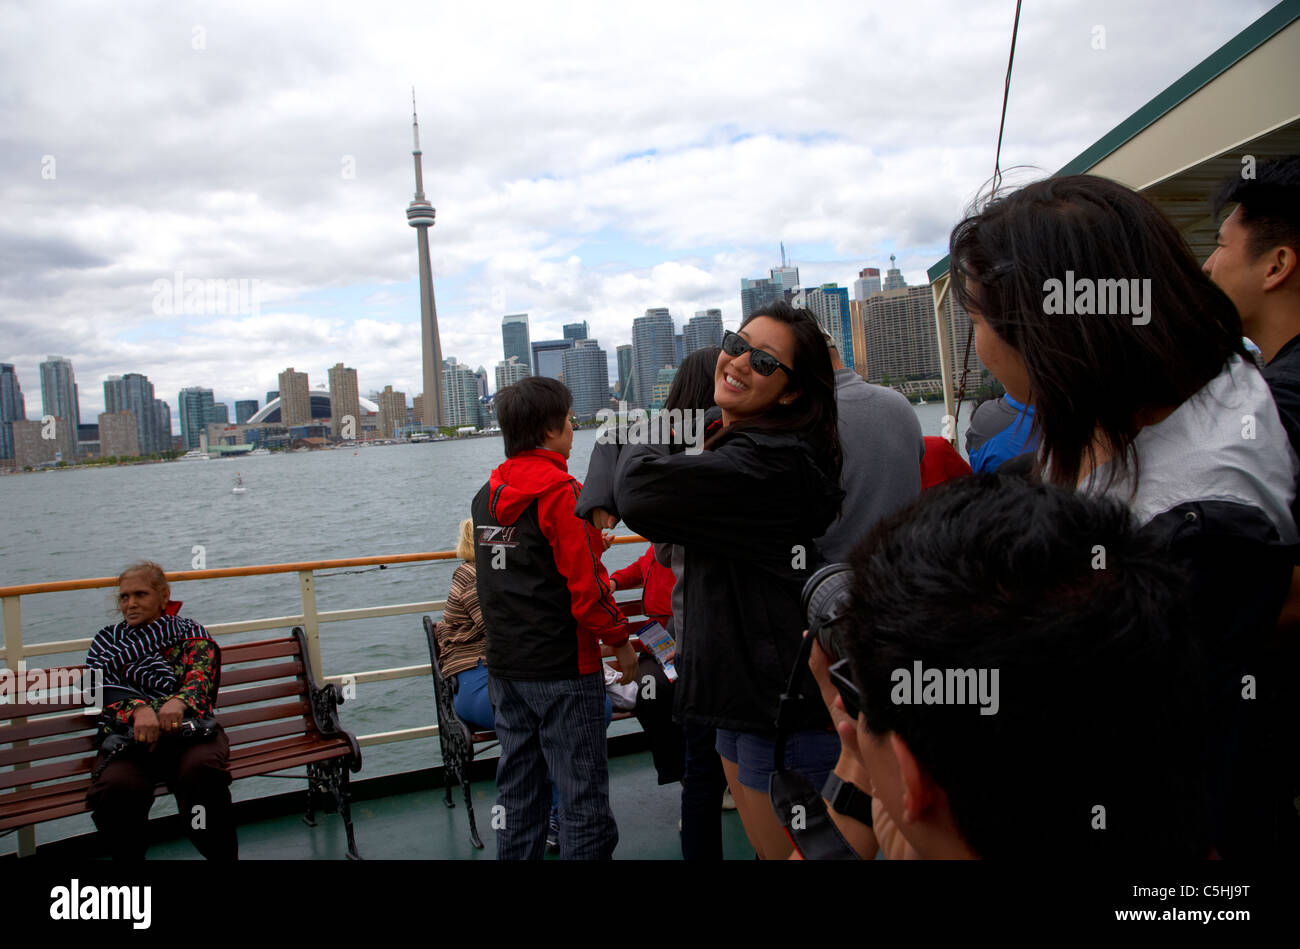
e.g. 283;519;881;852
85;561;237;860
435;519;493;731
948;173;1300;857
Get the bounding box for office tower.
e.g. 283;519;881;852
328;363;361;438
650;367;678;411
211;404;229;424
683;310;723;355
563;321;589;342
475;366;489;401
674;334;684;365
377;386;407;438
39;355;79;460
178;387;216;450
531;339;574;381
0;364;25;461
406;94;445;428
119;374;158;454
278;368;311;427
853;267;882;300
857;285;985;389
156;401;172;450
740;277;780;319
495;356;530;393
443;358;483;428
883;255;907;290
631;308;676;410
803;284;854;369
103;376;124;415
771;243;800;293
562;339;610;420
99;411;139;458
266;390;279;405
615;345;633;401
235;399;259;424
502;314;532;372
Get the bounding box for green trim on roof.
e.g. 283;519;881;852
927;0;1300;282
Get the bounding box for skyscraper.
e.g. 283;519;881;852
120;373;164;455
407;93;445;429
631;308;676;411
615;345;633;401
532;339;574;381
853;267;882;300
563;321;589;342
442;358;483;428
502;314;532;372
883;255;907;290
803;284;854;369
860;285;943;385
474;366;489;401
328;363;361;438
562;340;610;420
683;310;723;354
740;277;780;319
39;355;79;460
104;376;124;415
377;386;407;438
0;364;25;462
495;356;530;393
278;368;311;427
235;399;259;424
178;387;216;450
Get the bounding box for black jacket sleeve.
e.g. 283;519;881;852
575;437;622;523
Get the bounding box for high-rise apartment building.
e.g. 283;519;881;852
532;339;574;381
178;387;216;450
495;356;530;393
278;368;311;427
683;310;723;355
562;340;610;420
211;404;229;424
803;284;854;369
615;345;633;401
474;366;489;401
39;356;79;461
99;411;140;458
770;266;800;294
328;363;361;438
0;364;25;461
631;308;676;411
650;367;678;411
563;321;589;342
235;399;259;424
13;419;58;467
859;286;938;384
442;358;483;429
853;267;882;300
740;277;780;320
377;386;407;438
119;373;167;455
502;314;532;372
104;376;124;415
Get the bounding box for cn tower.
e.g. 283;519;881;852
407;91;445;428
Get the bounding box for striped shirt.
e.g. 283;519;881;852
437;562;487;678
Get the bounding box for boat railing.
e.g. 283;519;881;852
0;536;648;856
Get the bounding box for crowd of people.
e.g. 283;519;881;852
85;155;1300;860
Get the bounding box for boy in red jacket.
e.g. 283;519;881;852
472;376;636;859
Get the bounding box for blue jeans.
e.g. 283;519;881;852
489;672;618;860
681;724;727;860
452;661;494;731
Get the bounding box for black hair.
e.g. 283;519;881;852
949;174;1246;491
712;301;843;480
1213;154;1300;259
845;474;1209;858
664;346;719;413
495;376;571;458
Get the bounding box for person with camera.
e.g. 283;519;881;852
609;302;844;859
85;561;236;860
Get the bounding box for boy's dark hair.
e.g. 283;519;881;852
1213;154;1300;259
845;474;1209;858
495;376;571;457
950;174;1246;492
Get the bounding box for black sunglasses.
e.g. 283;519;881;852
828;657;862;721
721;330;794;378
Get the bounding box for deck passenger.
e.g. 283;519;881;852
472;377;637;860
948;173;1300;857
85;561;237;860
610;302;845;859
434;519;493;732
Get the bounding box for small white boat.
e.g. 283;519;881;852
249;448;270;456
179;450;210;462
232;473;246;494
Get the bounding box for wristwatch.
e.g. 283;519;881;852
822;773;874;827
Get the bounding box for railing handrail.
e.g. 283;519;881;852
0;535;647;598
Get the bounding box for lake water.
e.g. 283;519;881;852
0;402;970;849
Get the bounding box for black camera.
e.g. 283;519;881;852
801;562;855;662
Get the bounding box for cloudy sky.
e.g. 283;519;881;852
0;0;1276;424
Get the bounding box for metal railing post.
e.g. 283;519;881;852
298;570;324;681
2;595;37;857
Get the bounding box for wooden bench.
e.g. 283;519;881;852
423;608;645;849
0;627;362;859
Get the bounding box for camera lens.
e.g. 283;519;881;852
801;562;854;662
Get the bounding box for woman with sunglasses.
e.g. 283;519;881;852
609;301;844;859
948;173;1299;857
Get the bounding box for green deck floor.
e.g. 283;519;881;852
145;749;757;860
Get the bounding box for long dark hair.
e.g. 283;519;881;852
664;346;719;412
710;301;843;480
949;174;1246;490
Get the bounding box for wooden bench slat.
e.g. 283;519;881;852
0;754;98;792
220;640;302;663
230;741;352;779
214;699;311;729
220;659;305;687
228;733;327;762
0;713;98;744
215;680;305;709
0;733;98;767
223;717;316;746
0;788;93;829
0;697;97;717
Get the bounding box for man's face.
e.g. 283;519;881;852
118;573;167;627
1203;205;1268;332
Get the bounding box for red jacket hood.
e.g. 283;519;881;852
487;449;576;525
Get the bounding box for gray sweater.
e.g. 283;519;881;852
816;369;924;562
